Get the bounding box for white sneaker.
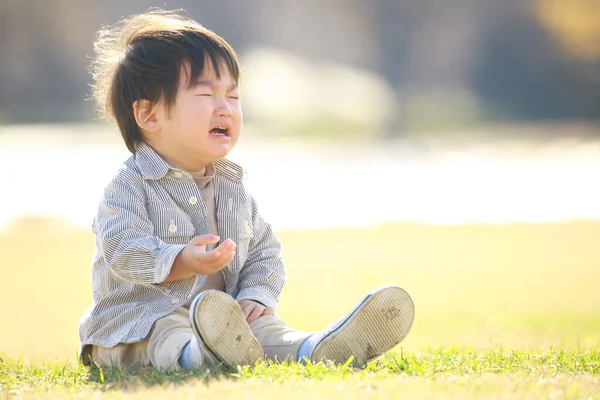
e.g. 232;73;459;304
297;285;415;367
189;290;264;369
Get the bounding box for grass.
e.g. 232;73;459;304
1;218;599;398
1;348;599;398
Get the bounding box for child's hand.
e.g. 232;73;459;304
179;235;236;275
238;300;275;323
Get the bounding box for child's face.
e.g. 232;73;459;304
146;61;242;171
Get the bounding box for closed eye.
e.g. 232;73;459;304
227;90;241;100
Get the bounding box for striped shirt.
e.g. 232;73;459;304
78;142;287;354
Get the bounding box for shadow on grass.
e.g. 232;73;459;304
86;361;236;390
75;347;600;390
7;347;594;394
84;352;415;390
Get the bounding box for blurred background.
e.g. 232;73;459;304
1;0;599;128
0;0;599;363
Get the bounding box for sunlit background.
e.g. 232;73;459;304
0;0;599;363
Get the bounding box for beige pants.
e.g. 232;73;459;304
91;308;312;371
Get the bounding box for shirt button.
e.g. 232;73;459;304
174;172;183;179
171;298;179;305
188;196;198;205
168;224;177;234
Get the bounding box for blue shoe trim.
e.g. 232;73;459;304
179;340;194;370
296;334;317;363
296;286;400;363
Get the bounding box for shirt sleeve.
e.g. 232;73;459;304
94;176;186;284
235;194;288;309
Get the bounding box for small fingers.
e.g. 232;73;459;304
247;305;265;323
239;301;253;320
195;250;221;262
262;307;275;316
189;235;220;247
206;250;235;271
197;243;233;263
214;239;236;253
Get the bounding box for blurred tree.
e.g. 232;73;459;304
470;2;600;121
0;0;95;123
0;0;598;129
534;0;600;60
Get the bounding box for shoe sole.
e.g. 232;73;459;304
311;285;415;366
189;291;264;369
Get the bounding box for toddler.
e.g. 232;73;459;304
79;9;415;371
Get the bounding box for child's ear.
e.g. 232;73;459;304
133;99;160;132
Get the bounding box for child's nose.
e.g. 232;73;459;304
215;99;233;117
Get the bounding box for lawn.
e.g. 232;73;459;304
1;218;599;398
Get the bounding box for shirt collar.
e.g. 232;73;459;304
134;142;244;182
214;158;244;182
134;142;171;180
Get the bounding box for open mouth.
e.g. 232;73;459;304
210;126;230;137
